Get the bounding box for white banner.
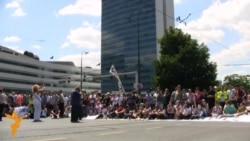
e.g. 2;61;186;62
14;106;28;117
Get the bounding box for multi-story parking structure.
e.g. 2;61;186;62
0;45;100;94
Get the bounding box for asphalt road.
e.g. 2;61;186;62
0;117;250;141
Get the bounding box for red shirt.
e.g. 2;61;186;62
195;91;202;104
236;89;244;101
16;94;23;105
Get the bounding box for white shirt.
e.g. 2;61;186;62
0;93;7;104
227;89;236;100
118;96;123;105
46;95;51;103
182;107;192;116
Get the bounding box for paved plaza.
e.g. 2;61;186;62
0;117;250;141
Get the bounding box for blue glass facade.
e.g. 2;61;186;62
101;0;174;93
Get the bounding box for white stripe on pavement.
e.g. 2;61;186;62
99;131;125;136
32;138;67;141
146;126;163;130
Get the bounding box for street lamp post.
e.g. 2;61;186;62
136;12;141;96
80;51;88;90
127;9;152;95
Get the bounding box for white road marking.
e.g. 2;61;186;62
175;123;190;126
99;131;125;136
146;126;163;130
32;138;67;141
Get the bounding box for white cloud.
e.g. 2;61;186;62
3;36;21;43
179;0;250;43
12;7;26;17
6;1;19;8
177;0;250;80
7;45;24;54
211;41;250;65
217;67;249;81
5;0;26;17
61;42;70;48
61;22;101;50
32;45;41;49
58;0;101;17
174;0;182;4
58;51;100;69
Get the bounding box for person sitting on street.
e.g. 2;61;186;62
200;99;210;117
237;102;246;114
236;102;250;116
148;105;158;119
115;105;125;118
50;106;60;119
174;100;182;119
180;101;192;119
223;100;236;115
141;103;151;119
96;104;108;119
123;105;134;119
133;103;144;119
211;101;222;118
191;105;201;119
156;104;167;119
166;102;175;119
41;105;47;118
64;106;71;118
106;106;116;119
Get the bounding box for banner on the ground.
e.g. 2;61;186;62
14;106;28;117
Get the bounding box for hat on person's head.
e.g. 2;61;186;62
106;92;111;95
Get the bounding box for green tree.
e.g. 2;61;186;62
223;74;250;90
153;27;218;91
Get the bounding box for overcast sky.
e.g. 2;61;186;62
0;0;250;81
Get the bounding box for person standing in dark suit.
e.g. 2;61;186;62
0;87;7;121
71;86;81;123
207;86;215;112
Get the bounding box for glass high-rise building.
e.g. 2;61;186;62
101;0;174;93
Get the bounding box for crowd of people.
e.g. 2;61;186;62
0;84;250;123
